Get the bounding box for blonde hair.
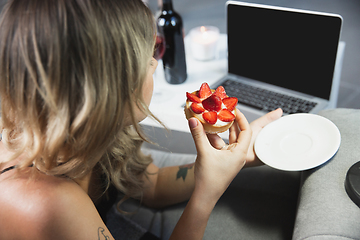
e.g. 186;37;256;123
0;0;156;199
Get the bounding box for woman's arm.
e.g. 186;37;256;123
142;108;283;209
142;162;195;208
169;109;252;240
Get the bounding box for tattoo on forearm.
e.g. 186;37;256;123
176;163;194;181
98;227;110;240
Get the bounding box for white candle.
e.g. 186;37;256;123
190;26;220;61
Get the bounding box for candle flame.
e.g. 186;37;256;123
200;26;206;33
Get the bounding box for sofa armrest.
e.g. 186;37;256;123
293;108;360;240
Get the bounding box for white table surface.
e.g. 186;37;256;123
141;34;229;136
140;34;345;153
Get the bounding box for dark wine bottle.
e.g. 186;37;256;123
157;0;187;84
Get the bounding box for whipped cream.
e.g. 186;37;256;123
185;100;235;127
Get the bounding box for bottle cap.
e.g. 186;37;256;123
345;161;360;208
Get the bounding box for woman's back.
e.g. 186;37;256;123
0;143;114;240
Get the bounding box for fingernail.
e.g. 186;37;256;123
189;118;198;129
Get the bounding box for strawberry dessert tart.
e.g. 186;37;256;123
185;82;238;134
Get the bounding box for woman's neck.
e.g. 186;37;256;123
73;172;93;194
84;166;105;203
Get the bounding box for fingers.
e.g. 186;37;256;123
250;108;283;128
232;109;252;152
189;110;252;155
188;118;211;155
207;134;226;150
235;109;251;137
226;109;252;150
229;119;239;144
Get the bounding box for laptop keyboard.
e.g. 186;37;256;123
219;79;318;114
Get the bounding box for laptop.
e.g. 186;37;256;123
212;1;343;122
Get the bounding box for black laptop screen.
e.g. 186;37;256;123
227;3;342;100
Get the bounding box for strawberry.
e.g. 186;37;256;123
222;97;238;111
214;86;227;99
218;109;235;122
186;92;201;103
202;112;217;125
202;94;222;112
190;103;205;114
198;82;212;99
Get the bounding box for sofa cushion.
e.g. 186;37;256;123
293;108;360;239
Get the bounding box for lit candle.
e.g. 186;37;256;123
190;26;220;61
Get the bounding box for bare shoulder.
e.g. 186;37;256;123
0;171;114;240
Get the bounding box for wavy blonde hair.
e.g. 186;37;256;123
0;0;157;199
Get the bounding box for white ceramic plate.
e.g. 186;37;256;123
254;114;341;171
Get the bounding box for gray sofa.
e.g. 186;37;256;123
293;109;360;240
105;108;360;239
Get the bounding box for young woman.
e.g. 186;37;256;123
0;0;282;239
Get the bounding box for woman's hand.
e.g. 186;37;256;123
174;109;281;240
188;109;252;202
207;108;283;168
